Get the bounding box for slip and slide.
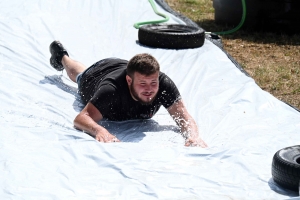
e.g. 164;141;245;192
0;0;299;199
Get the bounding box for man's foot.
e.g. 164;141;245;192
49;41;69;71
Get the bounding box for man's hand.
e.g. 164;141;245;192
167;100;207;148
95;131;120;143
185;137;207;148
74;102;121;143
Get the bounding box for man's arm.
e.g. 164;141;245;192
167;100;207;147
74;102;120;143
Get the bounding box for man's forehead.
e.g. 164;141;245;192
133;72;159;80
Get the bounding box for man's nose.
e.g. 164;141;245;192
144;84;151;91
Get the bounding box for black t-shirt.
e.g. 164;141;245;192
78;58;181;121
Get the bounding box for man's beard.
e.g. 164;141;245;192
130;83;156;105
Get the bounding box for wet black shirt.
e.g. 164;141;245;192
78;58;181;121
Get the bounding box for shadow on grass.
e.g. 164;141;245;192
196;19;300;46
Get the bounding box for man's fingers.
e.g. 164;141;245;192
200;141;208;148
96;137;104;142
97;135;120;143
185;139;208;148
113;137;120;142
106;137;120;143
185;142;200;147
185;141;191;147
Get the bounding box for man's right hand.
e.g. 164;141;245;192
74;102;121;143
95;131;120;143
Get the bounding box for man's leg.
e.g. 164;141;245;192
49;40;86;83
61;56;86;83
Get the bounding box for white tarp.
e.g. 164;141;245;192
0;0;299;199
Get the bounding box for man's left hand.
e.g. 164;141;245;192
185;137;207;148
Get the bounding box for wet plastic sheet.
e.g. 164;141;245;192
0;0;299;199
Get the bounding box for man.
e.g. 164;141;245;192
49;41;207;147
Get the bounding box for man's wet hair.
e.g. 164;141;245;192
126;53;160;77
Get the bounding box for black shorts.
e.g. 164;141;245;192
77;58;128;105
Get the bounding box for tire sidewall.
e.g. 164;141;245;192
138;24;205;49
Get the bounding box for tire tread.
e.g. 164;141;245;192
272;146;300;191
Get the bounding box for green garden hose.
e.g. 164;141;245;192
134;0;170;29
135;0;246;35
207;0;247;35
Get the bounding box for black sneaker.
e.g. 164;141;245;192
49;40;69;71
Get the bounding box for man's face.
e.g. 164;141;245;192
126;72;159;105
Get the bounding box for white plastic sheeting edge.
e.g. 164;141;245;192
0;0;299;199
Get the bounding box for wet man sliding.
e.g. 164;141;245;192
49;41;207;147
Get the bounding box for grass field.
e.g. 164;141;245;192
165;0;300;109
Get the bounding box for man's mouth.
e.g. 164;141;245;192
142;92;153;97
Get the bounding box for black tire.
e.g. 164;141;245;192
138;24;205;49
272;145;300;191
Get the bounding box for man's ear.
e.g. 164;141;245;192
126;75;132;86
